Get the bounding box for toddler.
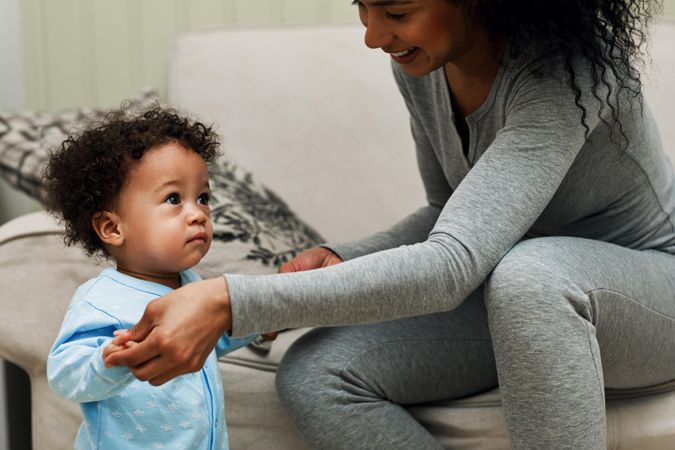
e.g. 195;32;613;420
45;107;255;450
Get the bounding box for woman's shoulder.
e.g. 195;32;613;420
502;44;630;97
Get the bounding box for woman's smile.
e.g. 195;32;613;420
389;47;419;64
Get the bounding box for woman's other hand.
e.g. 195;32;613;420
103;277;231;385
279;247;343;273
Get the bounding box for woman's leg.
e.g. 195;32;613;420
276;290;497;450
485;237;675;449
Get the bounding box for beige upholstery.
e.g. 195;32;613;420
1;20;675;450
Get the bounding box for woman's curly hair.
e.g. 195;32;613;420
44;106;220;258
472;0;661;140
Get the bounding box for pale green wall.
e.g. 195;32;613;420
665;0;675;17
17;0;675;112
20;0;359;111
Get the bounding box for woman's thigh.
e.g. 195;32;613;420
487;236;675;389
278;289;498;406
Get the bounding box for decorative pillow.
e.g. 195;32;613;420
196;158;324;278
0;88;159;202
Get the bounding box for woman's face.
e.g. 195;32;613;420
354;0;485;77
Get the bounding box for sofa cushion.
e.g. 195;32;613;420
169;25;426;244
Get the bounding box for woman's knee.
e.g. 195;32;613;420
484;238;590;324
486;239;554;299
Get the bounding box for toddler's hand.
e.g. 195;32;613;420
103;342;127;360
104;330;138;366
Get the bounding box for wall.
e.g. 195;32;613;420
0;0;39;226
17;0;675;112
666;0;675;17
20;0;358;111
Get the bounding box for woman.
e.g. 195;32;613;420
107;0;675;447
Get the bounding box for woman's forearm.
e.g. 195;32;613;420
227;235;482;337
327;204;442;261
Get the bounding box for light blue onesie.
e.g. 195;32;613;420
48;268;255;450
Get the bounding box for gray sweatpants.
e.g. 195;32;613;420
276;237;675;449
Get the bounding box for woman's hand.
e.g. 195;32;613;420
104;277;231;386
279;246;343;273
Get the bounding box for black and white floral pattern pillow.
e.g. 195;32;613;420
0;92;324;275
0;89;159;202
206;159;323;268
195;159;323;279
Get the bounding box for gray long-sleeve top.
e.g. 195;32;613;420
227;51;675;337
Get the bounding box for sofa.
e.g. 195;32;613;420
1;21;675;449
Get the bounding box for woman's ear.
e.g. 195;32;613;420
92;211;124;247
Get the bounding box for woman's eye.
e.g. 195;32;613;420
385;12;405;21
165;193;180;205
198;193;210;205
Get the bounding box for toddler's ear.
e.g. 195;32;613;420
92;211;124;247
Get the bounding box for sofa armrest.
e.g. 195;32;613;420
0;212;107;449
0;212;104;373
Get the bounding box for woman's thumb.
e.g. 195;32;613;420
113;312;154;345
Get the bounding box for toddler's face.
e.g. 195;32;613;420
112;142;213;281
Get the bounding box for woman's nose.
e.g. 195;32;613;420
363;17;394;50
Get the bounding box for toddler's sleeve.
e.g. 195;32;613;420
215;333;258;357
47;299;135;402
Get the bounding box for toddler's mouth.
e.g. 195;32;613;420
188;232;208;243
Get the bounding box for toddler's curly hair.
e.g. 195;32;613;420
44;106;220;258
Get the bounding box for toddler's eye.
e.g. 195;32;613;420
198;192;210;205
165;193;180;205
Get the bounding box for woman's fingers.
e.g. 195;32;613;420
112;301;162;347
260;331;278;341
279;247;343;273
131;355;192;386
104;329;162;368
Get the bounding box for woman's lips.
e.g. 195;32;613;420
390;47;418;64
